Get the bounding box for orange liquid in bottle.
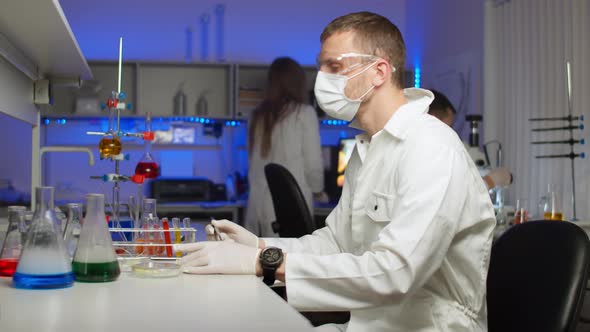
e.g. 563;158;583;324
99;136;122;158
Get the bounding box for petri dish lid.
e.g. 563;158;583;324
131;261;181;278
117;256;150;272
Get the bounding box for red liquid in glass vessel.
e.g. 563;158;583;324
135;162;159;179
0;258;19;276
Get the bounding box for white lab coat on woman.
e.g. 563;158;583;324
246;103;324;237
264;88;496;332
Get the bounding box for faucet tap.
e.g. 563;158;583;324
32;146;95;207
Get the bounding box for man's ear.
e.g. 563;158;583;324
373;60;391;87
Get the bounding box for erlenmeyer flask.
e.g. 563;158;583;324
63;203;83;260
72;194;120;282
99;108;122;159
13;187;74;289
0;206;27;276
135;112;159;179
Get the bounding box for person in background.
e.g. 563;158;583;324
176;12;496;331
428;89;513;190
244;57;325;237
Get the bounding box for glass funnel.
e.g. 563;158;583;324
13;187;74;289
99;108;122;159
134;112;159;179
63;203;83;260
0;206;27;276
72;194;120;282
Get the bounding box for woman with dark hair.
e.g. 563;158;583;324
245;57;324;237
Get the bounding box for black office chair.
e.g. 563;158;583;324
487;220;590;332
264;163;315;237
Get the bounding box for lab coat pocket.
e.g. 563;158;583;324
365;191;394;223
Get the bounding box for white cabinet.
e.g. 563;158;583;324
137;62;232;118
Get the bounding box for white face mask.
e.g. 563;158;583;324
314;62;377;121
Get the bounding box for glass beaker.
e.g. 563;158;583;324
138;198;163;256
63;203;83;260
99;109;122;159
513;198;529;224
135;112;159;179
13;187;74;289
0;206;27;276
72;194;120;282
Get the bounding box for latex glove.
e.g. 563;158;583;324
206;219;259;248
174;241;260;275
486;167;513;188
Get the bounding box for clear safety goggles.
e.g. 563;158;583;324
316;52;382;76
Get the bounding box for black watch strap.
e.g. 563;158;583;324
262;266;276;286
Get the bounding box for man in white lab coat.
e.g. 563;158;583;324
175;11;496;332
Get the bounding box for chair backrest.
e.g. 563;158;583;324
264;163;315;237
487;220;590;332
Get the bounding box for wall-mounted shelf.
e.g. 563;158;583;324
0;0;92;81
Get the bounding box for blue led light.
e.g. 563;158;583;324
414;67;421;88
205;119;210;124
231;121;236;126
199;118;205;123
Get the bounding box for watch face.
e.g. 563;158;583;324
261;247;283;266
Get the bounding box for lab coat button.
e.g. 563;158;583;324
360;140;364;144
374;205;378;211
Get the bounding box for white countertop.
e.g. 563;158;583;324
0;273;314;332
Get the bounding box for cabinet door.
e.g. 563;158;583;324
138;63;231;118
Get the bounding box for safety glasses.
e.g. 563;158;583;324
316;52;382;75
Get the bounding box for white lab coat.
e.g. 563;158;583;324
246;103;324;237
264;88;496;331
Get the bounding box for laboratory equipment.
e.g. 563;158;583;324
137;198;162;256
131;261;180;278
135;112;160;179
214;4;225;62
196;91;209;116
162;218;173;257
13;187;74;289
63;203;83;260
173;83;187;116
529;61;584;220
72;194;120;282
98;107;122;159
172;217;182;257
185;26;193;63
200;13;210;62
513;199;529;225
0;206;27;276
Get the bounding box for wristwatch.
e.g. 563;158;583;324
260;246;284;286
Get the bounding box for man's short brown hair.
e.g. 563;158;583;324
320;12;406;88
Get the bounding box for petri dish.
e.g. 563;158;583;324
117;256;150;272
131;261;181;278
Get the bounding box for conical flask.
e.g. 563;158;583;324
135;112;159;179
63;203;83;260
72;194;120;282
0;206;27;276
13;187;74;289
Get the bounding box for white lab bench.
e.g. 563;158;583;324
0;273;314;332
